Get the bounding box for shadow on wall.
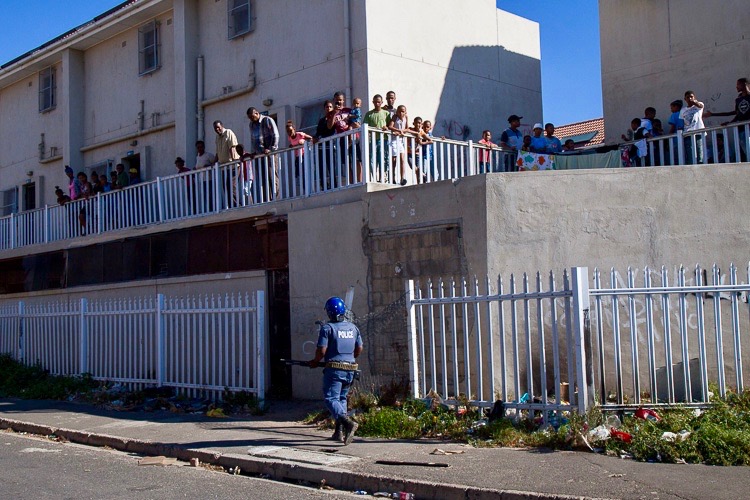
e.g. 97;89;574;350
434;45;541;142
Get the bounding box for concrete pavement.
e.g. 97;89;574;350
1;398;747;500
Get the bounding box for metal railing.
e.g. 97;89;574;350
2;120;748;252
407;264;750;414
625;121;750;167
406;268;591;421
0;291;266;400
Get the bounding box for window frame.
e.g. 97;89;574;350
138;20;161;76
38;66;57;113
228;0;253;40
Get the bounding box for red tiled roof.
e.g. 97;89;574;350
555;118;605;146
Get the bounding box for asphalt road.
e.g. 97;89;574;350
0;431;357;499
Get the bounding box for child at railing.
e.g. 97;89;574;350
286;121;313;195
388;105;415;185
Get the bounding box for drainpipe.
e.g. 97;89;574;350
138;100;145;132
197;55;205;142
344;0;352;103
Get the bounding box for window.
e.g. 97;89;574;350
39;66;56;112
1;188;17;216
138;21;160;75
297;100;328;136
228;0;253;39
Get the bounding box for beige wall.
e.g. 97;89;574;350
1;0;541;208
599;0;750;143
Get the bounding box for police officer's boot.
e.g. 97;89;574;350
339;416;359;446
331;419;343;441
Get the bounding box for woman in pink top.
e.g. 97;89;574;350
286;121;313;193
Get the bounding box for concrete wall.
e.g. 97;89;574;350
599;0;750;143
363;0;542;141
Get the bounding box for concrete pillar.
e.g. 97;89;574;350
61;49;85;171
172;0;199;161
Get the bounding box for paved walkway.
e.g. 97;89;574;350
1;398;748;500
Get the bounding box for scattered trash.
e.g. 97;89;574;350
518;393;530;404
376;459;450;467
430;448;466;455
318;479;333;490
206;408;228;418
488;400;505;422
392;492;416;499
471;418;488;430
373;493;391;498
620;452;634;460
189;457;200;467
229;466;241;475
606;415;622;428
587;425;610;442
354;491;368;495
138;456;178;466
610;428;633;443
634;408;661;422
456;406;467;416
661;430;691;442
421;389;449;411
608;473;625;478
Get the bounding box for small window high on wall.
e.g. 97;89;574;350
39;66;56;112
138;21;160;75
228;0;253;39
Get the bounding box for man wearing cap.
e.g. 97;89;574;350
128;167;142;185
500;114;524;172
530;123;547;153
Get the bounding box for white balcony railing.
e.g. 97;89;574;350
1;121;748;252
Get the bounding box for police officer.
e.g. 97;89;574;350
309;297;363;445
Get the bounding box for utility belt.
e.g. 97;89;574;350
326;361;359;371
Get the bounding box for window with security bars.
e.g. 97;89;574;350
228;0;253;39
39;66;56;112
138;21;160;75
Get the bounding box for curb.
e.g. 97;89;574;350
0;417;594;500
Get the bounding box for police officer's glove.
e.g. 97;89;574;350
308;359;319;368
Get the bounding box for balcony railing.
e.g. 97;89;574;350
1;121;748;252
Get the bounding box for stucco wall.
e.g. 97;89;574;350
363;0;542;141
599;0;750;144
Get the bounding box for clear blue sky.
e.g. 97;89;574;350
0;1;603;126
497;0;603;125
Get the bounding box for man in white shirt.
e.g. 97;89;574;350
679;91;705;165
194;140;217;169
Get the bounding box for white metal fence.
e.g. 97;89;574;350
407;264;750;415
0;291;266;400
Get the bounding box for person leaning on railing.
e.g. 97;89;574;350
704;77;750;162
247;107;280;199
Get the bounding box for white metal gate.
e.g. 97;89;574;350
407;264;750;414
0;291;266;400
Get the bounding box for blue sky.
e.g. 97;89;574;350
497;0;603;125
0;1;603;126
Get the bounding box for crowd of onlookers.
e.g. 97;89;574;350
58;77;750;215
619;77;750;166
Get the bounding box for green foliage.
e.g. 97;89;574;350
356;407;422;439
0;354;98;400
220;388;267;415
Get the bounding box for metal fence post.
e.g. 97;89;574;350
80;298;88;374
361;124;370;183
155;177;165;222
17;301;24;362
156;293;166;387
571;267;594;413
467;140;475;176
676;130;685;165
405;279;420;399
255;290;266;402
213;163;221;213
10;213;16;249
44;205;49;243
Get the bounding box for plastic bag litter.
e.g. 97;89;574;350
587;425;611;442
661;430;691;442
